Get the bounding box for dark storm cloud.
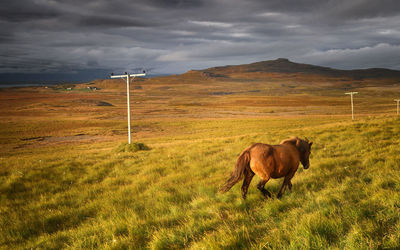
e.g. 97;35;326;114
146;0;204;8
1;0;400;81
251;0;400;18
0;0;59;22
78;15;155;28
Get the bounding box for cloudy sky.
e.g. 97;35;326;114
1;0;400;82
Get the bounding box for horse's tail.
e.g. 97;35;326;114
220;148;251;193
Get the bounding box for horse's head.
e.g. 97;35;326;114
296;138;313;169
281;137;313;169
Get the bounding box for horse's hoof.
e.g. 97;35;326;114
264;192;272;199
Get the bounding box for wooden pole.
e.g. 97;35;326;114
345;92;358;120
111;72;146;144
395;99;400;116
126;73;131;144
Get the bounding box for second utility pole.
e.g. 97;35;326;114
345;92;358;120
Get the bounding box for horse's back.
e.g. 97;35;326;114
249;143;273;158
249;143;299;179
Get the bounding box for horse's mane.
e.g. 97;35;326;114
280;136;299;145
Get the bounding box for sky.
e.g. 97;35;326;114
1;0;400;83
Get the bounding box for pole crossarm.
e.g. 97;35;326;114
111;73;146;79
110;72;146;144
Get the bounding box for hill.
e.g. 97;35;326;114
68;58;400;119
197;58;400;80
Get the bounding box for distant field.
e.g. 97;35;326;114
0;74;400;248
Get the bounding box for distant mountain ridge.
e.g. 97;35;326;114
196;58;400;79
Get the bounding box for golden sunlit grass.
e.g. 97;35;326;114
1;115;400;249
0;73;400;248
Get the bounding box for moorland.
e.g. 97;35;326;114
1;59;400;249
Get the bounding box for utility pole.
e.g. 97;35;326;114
345;92;358;120
395;99;400;116
111;72;146;144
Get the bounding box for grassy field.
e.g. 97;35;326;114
1;73;400;248
1;114;400;249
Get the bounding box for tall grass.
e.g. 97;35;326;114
1;116;399;249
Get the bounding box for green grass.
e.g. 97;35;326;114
115;142;151;153
1;116;400;249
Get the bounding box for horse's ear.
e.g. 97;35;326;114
296;138;301;148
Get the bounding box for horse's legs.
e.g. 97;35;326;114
241;170;254;199
288;180;293;191
257;178;271;198
277;176;292;199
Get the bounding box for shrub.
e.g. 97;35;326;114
115;142;150;153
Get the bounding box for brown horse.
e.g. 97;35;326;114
220;137;312;199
